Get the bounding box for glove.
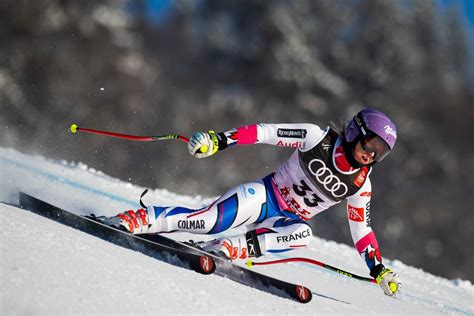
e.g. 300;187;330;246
372;265;401;296
188;131;225;159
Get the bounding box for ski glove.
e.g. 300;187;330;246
188;131;228;158
372;265;401;296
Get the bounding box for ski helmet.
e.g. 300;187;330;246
343;108;397;164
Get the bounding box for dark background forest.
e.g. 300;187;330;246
1;0;473;282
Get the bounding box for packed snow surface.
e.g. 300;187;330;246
1;147;473;314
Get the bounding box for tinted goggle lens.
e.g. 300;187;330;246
361;135;391;162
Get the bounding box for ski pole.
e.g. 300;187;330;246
69;124;189;143
246;257;377;284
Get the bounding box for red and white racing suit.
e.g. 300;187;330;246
142;123;382;271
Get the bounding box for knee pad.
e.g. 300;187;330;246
246;229;263;258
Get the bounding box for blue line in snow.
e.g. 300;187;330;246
0;155;140;208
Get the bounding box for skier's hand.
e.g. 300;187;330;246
188;131;220;158
375;267;401;296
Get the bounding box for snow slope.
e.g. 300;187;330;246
1;147;473;315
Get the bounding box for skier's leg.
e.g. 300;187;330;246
101;179;278;235
251;217;313;254
148;180;272;234
202;216;313;260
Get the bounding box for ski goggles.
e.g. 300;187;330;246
360;134;391;162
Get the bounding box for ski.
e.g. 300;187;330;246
18;192;312;303
18;192;216;275
139;233;313;303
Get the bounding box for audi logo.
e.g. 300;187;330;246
308;159;348;198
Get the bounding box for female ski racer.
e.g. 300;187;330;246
101;108;401;296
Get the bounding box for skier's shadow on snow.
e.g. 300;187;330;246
312;291;350;304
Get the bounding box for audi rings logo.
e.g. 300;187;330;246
308;159;348;198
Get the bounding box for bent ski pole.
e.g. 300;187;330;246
69;124;189;143
246;257;377;284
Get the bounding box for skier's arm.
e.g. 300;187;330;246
188;123;326;158
230;123;326;149
347;179;401;296
346;179;382;272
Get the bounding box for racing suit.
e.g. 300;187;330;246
138;123;382;272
